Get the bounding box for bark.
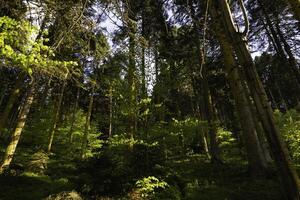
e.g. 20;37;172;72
190;75;210;158
81;84;95;159
123;0;138;139
211;0;300;198
189;2;219;161
213;23;268;175
128;33;137;140
202;70;223;164
243;81;273;164
0;79;35;173
47;79;67;152
0;72;26;137
108;85;113;138
69;88;80;143
141;9;147;98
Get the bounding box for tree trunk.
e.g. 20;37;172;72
81;84;95;159
69;88;80;143
211;0;300;198
213;23;268;175
108;85;113;138
47;79;67;152
38;77;52;111
0;79;35;173
202;70;223;164
190;75;210;158
125;1;138;140
0;72;26;137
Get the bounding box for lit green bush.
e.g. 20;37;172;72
274;109;300;162
135;176;168;199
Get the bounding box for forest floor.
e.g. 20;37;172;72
0;146;289;200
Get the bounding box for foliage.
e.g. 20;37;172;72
135;176;168;199
274;109;300;162
0;16;76;78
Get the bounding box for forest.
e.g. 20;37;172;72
0;0;300;199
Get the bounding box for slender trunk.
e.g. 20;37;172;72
128;15;137;140
196;103;210;158
0;79;35;173
81;84;95;159
38;77;52;111
211;0;300;198
268;88;278;109
47;79;67;152
141;10;147;98
190;1;221;163
69;88;80;143
190;75;210;158
202;71;222;163
108;85;113;138
0;72;26;137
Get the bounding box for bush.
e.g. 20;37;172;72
274;109;300;162
134;176;168;199
77;136;165;197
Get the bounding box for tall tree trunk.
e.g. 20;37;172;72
0;72;26;137
242;80;273;164
69;88;80;143
81;84;95;159
47;79;67;152
213;24;268;175
108;85;113;138
202;69;222;163
127;8;137;140
190;74;210;158
141;7;148;98
0;79;35;173
211;0;300;198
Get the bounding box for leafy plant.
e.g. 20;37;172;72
135;176;168;199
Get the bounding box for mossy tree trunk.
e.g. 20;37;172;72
69;88;80;143
0;72;26;137
126;3;138;141
81;83;95;159
0;79;35;173
213;24;268;175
